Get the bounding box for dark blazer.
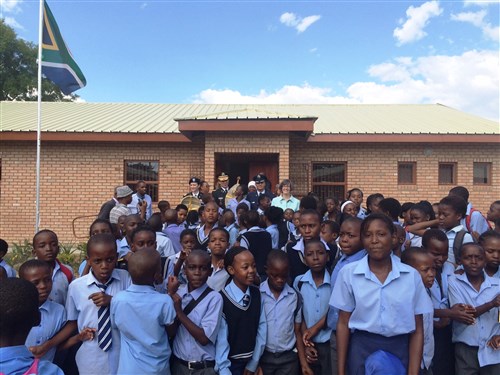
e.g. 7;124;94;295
97;198;116;220
246;190;275;210
212;188;228;209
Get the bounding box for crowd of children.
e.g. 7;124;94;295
1;179;500;375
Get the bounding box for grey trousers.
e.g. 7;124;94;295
171;360;217;375
455;342;500;375
260;349;299;375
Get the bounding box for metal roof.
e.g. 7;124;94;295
1;102;498;135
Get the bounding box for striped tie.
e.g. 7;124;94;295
96;281;113;352
242;293;250;307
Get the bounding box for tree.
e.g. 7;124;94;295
0;19;78;101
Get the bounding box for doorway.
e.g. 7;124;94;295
214;153;279;191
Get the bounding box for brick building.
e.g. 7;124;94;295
1;102;498;243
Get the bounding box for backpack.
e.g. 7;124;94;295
56;259;73;283
465;208;492;233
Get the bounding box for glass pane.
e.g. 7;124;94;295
438;164;455;184
473;163;490;184
312;163;345;183
126;183;159;202
125;161;159;182
398;163;415;184
313;185;345;203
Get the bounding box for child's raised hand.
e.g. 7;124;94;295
487;335;500;350
79;327;96;342
167;275;179;295
88;292;112;307
179;248;191;261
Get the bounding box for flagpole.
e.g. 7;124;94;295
36;0;44;233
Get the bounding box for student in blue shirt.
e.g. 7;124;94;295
196;202;219;251
220;247;267;375
332;214;431;375
264;206;283;249
111;247;175;375
347;188;367;220
0;278;64;375
169;250;224;374
448;243;500;373
294;240;332;375
479;230;500;278
222;209;239;247
207;228;231;292
327;217;366;374
401;248;436;375
0;238;16;277
259;250;309;375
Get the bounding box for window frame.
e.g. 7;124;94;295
473;162;492;185
397;162;417;185
438;162;457;185
123;160;160;202
311;162;347;201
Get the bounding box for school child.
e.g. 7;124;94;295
291;211;302;241
379;197;402;224
0;238;16;277
264;206;283;249
65;234;131;375
0;278;64;375
196;201;219;251
207;228;231;292
220;247;267;375
79;219;117;276
116;214;142;260
257;195;272;217
438;195;474;265
486;200;500;232
338;201;357;225
449;186;491;236
259;250;309;375
331;214;432;375
400;202;415;227
236;202;250;228
393;224;407;258
147;213;175;257
479;230;500;278
158;200;171;215
293;240;332;375
19;260;67;362
286;210;333;281
32;230;73;306
422;229;460;375
163;209;183;253
169;250;224;375
176;204;189;227
222;209;239;247
110;248;175;374
323;198;340;222
408;203;431;247
401;248;436;375
366;193;384;215
327;217;366;374
172;229;198;285
278;209;296;249
321;220;341;267
347;188;367;219
115;215;127;240
227;184;251;218
448;243;500;373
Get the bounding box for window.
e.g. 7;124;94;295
312;163;346;201
473;162;492;185
124;161;159;202
438;163;457;185
398;162;416;184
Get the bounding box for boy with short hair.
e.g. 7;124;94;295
176;204;189;228
111;248;175;374
196;201;220;251
117;214;142;259
0;278;64;375
222;209;239;247
148;213;175;258
449;186;490;236
448;243;500;373
169;250;224;374
163;208;183;253
32;229;73;306
438;195;474;265
259;250;309;375
264;206;283;249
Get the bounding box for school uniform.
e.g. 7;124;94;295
128;192;153;220
461;202;490;235
259;280;302;374
110;283;175;375
117;237;130;258
215;319;231;375
421;290;434;374
286;238;332;282
294;270;332;375
356;207;367;219
49;261;73;306
207;263;230;292
0;346;64;375
0;258;16;277
448;272;500;372
227;198;251;218
163;223;184;253
271;195;300;212
196;224;217;251
266;224;279;249
220;280;267;375
172;283;223;374
156;231;175;258
25;300;67;362
331;254;433;373
247;190;275;211
225;223;239;247
444;225;474;264
238;226;273;278
65;269;131;375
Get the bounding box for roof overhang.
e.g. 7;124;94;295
0;132;191;142
308;134;500;143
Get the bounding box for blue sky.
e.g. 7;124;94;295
2;0;499;120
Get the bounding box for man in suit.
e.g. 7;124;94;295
246;174;275;210
97;186;119;220
212;172;230;209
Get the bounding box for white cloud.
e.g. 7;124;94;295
464;0;500;7
279;12;321;33
4;15;23;29
0;0;22;14
192;50;499;121
451;10;499;41
393;1;443;45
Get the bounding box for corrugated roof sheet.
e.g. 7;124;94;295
1;102;498;135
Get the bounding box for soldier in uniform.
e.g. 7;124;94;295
183;177;203;199
247;173;275;210
212;172;230;209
